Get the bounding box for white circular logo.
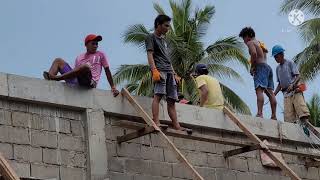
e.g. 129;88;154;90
288;9;305;26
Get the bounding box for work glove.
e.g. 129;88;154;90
152;68;161;82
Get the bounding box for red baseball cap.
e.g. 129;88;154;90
84;34;102;45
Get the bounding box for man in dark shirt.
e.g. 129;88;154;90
145;15;184;131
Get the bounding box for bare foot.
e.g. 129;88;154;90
255;114;263;118
270;116;277;120
153;119;161;127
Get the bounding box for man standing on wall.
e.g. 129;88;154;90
272;45;310;135
239;27;277;120
145;15;187;131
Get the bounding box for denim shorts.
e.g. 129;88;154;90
253;63;274;90
154;71;178;101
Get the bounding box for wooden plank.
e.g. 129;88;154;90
121;88;204;180
114;120;320;159
223;145;260;158
121;89;159;129
305;121;320;139
113;120;250;146
117;126;157;143
305;158;320;168
0;152;20;180
223;107;301;180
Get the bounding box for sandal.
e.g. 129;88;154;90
43;71;51;80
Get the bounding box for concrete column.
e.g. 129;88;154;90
85;109;108;180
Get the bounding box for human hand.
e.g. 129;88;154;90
250;67;255;76
152;68;161;82
111;87;119;97
287;84;294;93
174;74;181;84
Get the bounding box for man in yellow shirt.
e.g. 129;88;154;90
194;64;224;110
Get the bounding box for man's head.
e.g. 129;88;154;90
154;15;171;35
272;45;285;64
194;64;209;76
84;34;102;53
239;27;255;44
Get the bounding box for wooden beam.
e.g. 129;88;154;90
305;158;320;168
305;121;320;139
223;145;260;158
223;107;301;180
117;126;157;143
121;88;204;180
0;152;20;180
114;120;320;159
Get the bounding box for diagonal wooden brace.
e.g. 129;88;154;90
0;152;20;180
223;107;301;180
121;88;204;180
223;145;260;158
117;126;158;143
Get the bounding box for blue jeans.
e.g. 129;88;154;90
253;63;274;90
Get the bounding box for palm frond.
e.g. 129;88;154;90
296;53;320;81
298;18;320;42
207;63;243;82
194;5;215;38
153;3;167;15
280;0;320;16
307;94;320;127
181;77;199;103
113;64;150;85
122;24;150;49
220;83;251;115
205;37;249;70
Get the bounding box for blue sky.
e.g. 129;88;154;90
1;0;318;120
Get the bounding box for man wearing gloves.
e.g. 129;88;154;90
145;15;185;131
272;45;310;125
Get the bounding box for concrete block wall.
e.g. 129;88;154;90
0;99;87;180
105;116;320;180
1;73;320;180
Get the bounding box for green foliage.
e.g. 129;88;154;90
115;0;251;114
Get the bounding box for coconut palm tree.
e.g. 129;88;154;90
280;0;320;81
114;0;251;114
307;94;320;127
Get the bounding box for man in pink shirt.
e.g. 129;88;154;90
43;34;119;97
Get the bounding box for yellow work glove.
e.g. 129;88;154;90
152;68;161;82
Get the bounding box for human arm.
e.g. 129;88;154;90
104;67;119;97
199;84;209;107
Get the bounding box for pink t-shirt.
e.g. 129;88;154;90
75;51;109;83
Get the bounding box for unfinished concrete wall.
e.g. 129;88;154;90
0;99;87;180
0;73;319;180
105;115;320;180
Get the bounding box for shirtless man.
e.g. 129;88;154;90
239;27;277;120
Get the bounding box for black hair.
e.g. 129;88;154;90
239;27;255;38
154;14;171;29
275;52;284;57
197;69;209;75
